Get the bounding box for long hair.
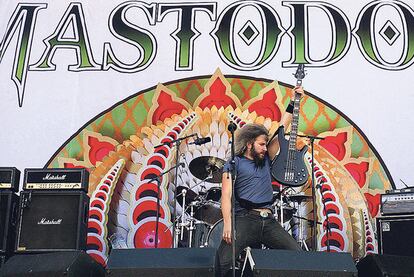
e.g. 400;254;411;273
234;123;269;156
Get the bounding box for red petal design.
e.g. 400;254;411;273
86;235;103;252
133;200;165;224
364;193;381;217
198;77;236;109
319;132;347;161
345;162;369;188
152;91;187;125
88;137;115;166
247;88;281;121
63;163;87;169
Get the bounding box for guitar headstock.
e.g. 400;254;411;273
294;64;306;83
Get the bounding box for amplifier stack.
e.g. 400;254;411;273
378;187;414;257
15;168;90;253
380;187;414;216
0;167;20;267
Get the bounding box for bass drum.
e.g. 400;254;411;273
194;187;222;225
205;219;223;248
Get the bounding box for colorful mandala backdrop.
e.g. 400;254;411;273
46;69;392;266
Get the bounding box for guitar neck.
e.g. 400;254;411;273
288;91;301;151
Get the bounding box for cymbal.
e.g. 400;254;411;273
289;193;313;202
189;156;225;183
176;186;198;206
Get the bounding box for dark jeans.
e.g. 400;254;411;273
216;212;302;277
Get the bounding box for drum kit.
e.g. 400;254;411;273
174;155;313;250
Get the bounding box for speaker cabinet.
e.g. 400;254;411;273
0;255;6;269
107;248;216;276
357;254;414;277
377;215;414;257
0;167;20;192
15;191;89;252
0;250;105;276
246;249;357;276
0;191;18;255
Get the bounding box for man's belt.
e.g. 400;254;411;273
248;209;273;218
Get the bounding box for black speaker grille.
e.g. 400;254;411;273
107;248;216;277
377;215;414;257
0;191;18;254
0;251;105;276
249;249;357;276
16;191;89;252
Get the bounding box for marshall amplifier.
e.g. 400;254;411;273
15;190;89;253
0;167;20;192
380;191;414;215
0;255;5;269
377;215;414;257
24;168;89;192
0;191;18;256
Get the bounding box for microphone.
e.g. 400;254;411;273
228;122;237;132
189;137;211;146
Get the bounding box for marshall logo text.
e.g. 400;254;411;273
42;173;67;181
38;218;63;225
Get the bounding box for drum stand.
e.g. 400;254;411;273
179;189;187;242
174;175;212;247
294;200;309;251
279;185;284;224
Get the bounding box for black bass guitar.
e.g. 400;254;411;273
271;64;309;187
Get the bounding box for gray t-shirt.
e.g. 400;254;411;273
223;155;273;213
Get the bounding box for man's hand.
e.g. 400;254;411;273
222;222;232;244
292;86;305;100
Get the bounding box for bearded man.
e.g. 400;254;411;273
217;86;304;276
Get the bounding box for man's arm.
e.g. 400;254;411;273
221;172;233;244
267;86;304;160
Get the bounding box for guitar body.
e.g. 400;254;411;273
271;126;309;187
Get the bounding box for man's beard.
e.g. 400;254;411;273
250;147;265;167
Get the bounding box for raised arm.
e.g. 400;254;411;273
267;86;305;160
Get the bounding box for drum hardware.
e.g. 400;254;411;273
287;192;313;250
180;188;187;241
187;201;203;248
194;186;222;225
288;193;313;203
272;186;295;224
174;171;215;246
272;190;315;250
289;193;312;251
147;162;185;248
176;186;198;206
189;156;225;183
154;132;199;248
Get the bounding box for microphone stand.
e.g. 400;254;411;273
228;122;237;277
293;133;325;251
148;163;185;248
154;133;197;248
316;181;332;252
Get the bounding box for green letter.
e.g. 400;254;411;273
354;1;414;70
283;1;351;67
0;4;46;106
211;1;283;70
103;1;157;72
31;3;99;71
158;2;216;70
